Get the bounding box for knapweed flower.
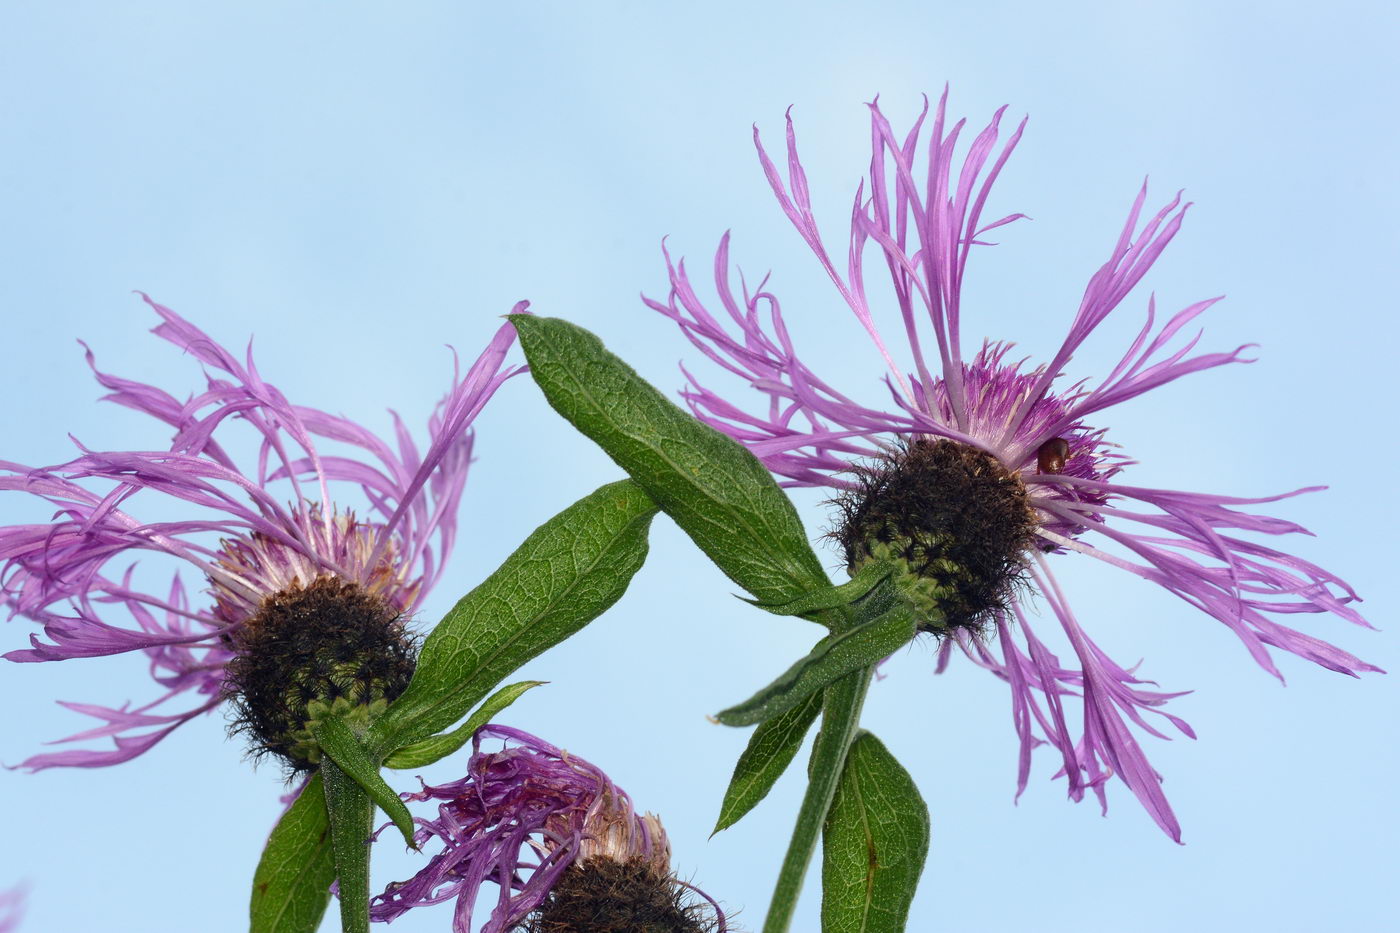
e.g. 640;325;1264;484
644;92;1378;841
371;725;725;933
1;297;523;772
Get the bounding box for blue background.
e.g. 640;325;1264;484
1;3;1396;931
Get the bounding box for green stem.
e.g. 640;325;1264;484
761;663;873;933
321;759;373;933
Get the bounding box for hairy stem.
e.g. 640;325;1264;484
321;759;373;933
761;664;873;933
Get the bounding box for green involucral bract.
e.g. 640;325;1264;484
507;314;831;614
283;696;388;770
861;539;962;627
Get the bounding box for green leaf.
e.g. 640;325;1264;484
249;774;335;933
311;716;415;848
384;680;546;770
744;560;891;618
368;479;657;757
761;667;873;933
715;602;915;727
322;760;373;933
714;689;823;835
508;314;829;611
821;731;930;933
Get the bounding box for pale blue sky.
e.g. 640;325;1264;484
1;3;1396;931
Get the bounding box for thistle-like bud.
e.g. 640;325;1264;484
222;574;416;771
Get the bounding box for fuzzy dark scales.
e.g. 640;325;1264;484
224;575;416;771
521;859;720;933
833;437;1038;633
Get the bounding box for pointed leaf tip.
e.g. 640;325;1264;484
509;314;830;611
311;716;416;849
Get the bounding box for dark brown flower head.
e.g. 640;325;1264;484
522;857;723;933
223;575;417;771
0;301;524;773
832;437;1039;634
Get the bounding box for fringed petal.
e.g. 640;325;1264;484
2;300;521;768
643;93;1377;841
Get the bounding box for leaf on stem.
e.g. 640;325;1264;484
743;560;891;618
383;680;545;770
508;314;830;612
821;731;930;933
713;690;824;835
310;716;416;848
250;775;335;933
368;479;657;757
715;602;915;727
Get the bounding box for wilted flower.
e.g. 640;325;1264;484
644;91;1378;840
1;297;523;771
371;725;725;933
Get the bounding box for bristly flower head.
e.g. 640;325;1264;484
371;725;726;933
1;296;524;772
644;90;1379;841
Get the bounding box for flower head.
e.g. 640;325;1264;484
644;91;1378;841
1;296;524;771
371;725;725;933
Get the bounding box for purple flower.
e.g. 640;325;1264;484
1;296;523;771
643;91;1378;841
372;725;725;933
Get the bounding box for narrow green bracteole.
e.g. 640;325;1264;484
366;479;657;758
249;774;335;933
321;760;373;933
761;666;873;933
507;314;831;614
741;559;892;618
821;731;930;933
383;680;545;770
714;601;915;727
311;716;415;848
713;689;824;836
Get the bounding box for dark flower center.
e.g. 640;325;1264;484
522;858;720;933
223;575;417;772
832;437;1039;634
